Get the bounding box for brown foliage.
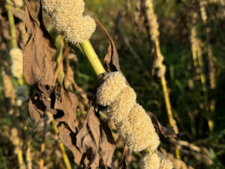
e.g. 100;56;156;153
23;0;56;87
147;112;185;140
23;1;116;168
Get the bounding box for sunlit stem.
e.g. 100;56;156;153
79;39;106;79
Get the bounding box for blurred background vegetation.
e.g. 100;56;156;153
0;0;225;168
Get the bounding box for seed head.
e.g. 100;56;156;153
41;0;96;44
96;72;160;152
10;48;23;78
118;103;160;151
107;85;136;124
157;152;174;169
140;152;160;169
96;72;127;106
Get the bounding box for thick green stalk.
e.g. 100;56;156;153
79;40;106;78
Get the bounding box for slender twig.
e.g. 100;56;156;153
39;132;45;169
51;121;72;169
53;46;70;85
141;0;181;159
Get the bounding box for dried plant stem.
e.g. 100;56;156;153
55;38;65;85
142;0;180;159
6;2;25;168
200;0;215;134
26;141;32;169
53;46;70;85
196;40;211;131
17;149;25;169
51;121;72;169
79;40;106;78
6;0;23;85
191;10;212;134
39;142;45;169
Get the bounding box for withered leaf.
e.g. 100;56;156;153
76;108;101;168
68;66;89;104
56;122;82;165
12;7;24;21
94;19;121;73
38;80;82;164
104;36;121;73
23;0;56;86
54;80;79;133
99;119;116;168
29;92;46;126
38;84;58;115
146;112;185;140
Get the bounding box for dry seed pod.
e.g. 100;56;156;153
157;152;174;169
13;0;24;7
96;72;160;151
10;48;23;78
41;0;96;44
118;103;160;151
140;151;160;169
64;15;96;44
107;85;136;124
96;72;127;106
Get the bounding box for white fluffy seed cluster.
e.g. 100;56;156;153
157;152;174;169
96;72;160;151
140;151;174;169
140;152;160;169
13;0;24;7
10;48;23;78
41;0;96;44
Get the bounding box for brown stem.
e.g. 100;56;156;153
39;142;45;169
53;46;70;86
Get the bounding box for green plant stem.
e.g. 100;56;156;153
51;121;72;169
17;149;25;169
6;0;17;48
79;40;106;78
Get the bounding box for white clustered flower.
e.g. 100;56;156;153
157;152;174;169
13;0;24;7
41;0;96;44
140;152;160;169
96;72;127;106
119;103;160;151
107;85;136;124
10;48;23;78
96;71;160;152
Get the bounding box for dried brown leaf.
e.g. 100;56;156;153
56;122;82;165
23;0;56;86
76;108;100;168
99;120;116;168
68;66;89;104
146;112;185;140
54;81;79;133
29;92;46;127
94;19;121;73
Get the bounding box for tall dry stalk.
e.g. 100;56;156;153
200;0;216;134
141;0;181;159
5;0;26;168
